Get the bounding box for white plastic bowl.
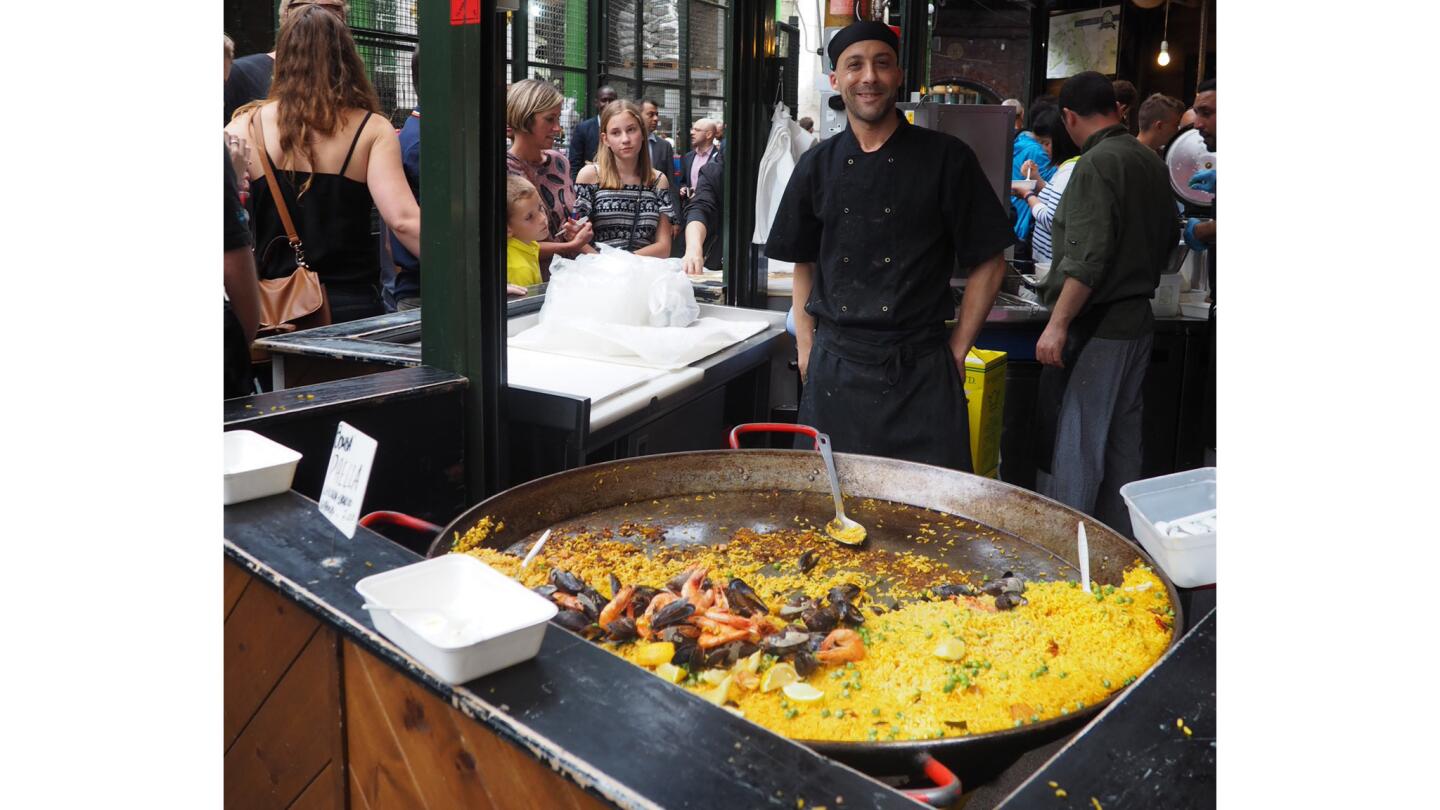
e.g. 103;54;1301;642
1119;467;1216;588
224;430;303;505
355;554;558;684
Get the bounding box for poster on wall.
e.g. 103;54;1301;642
1046;6;1121;79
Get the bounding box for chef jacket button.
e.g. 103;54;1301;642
884;207;891;214
848;158;854;165
887;157;894;163
881;305;889;312
884;257;892;264
842;305;848;311
843;256;850;263
844;207;850;213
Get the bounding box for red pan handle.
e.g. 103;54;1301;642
727;422;820;450
902;753;962;807
359;511;444;536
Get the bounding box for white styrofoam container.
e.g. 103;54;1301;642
1180;301;1211;319
1150;273;1182;317
224;430;303;505
1119;467;1216;588
355;554;558;684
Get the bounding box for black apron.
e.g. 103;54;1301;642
798;322;973;472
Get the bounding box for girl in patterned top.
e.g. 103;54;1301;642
574;100;676;257
507;79;594;277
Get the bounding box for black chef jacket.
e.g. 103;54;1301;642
765;114;1013;330
764;114;1013;470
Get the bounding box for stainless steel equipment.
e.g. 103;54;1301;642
898;101;1017;207
1166;129;1216;211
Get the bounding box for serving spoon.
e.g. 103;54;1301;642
816;433;867;546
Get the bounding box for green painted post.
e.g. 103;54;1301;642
418;0;507;500
565;0;587;104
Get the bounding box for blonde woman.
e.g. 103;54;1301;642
506;79;592;277
573;100;675;256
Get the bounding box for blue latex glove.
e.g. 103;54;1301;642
1188;169;1216;194
1184;217;1210;251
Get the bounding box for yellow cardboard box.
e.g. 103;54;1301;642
964;348;1007;475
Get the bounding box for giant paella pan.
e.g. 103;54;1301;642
425;425;1182;778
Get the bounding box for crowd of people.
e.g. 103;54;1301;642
221;9;1218;531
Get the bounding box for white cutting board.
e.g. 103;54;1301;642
506;348;666;403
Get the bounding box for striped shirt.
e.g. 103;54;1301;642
574;177;676;251
1029;157;1078;263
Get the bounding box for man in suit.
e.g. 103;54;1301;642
678;118;723;266
641;98;676;185
567;85;617;180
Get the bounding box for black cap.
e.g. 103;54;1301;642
827;21;900;71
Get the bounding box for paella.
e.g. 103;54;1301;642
452;503;1174;744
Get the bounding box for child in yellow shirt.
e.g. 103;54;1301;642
507;175;550;288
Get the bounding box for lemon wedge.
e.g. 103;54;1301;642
760;662;800;693
699;668;729;686
635;642;675;668
782;682;825;703
739;650;763;674
705;674;734;706
654;663;685;684
932;637;967;661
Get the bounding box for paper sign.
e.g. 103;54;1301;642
317;421;378;539
451;0;481;25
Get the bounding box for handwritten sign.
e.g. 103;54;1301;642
318;421;378;539
451;0;481;25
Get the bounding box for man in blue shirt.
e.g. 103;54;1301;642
386;48;422;310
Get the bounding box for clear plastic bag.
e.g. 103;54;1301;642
541;244;698;328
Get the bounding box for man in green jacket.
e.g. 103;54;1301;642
1035;71;1179;529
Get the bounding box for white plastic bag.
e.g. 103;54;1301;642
541;244;698;329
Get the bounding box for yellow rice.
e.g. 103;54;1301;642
457;521;1173;742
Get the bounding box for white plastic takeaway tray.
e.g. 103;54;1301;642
224;430;303;505
355;554;557;684
1119;467;1216;588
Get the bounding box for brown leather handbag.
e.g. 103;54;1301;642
249;113;332;336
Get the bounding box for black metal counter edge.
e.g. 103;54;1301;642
224;491;920;810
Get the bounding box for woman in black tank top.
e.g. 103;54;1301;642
225;5;421;323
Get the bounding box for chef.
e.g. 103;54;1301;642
764;21;1013;470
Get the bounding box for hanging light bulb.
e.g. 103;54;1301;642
1156;0;1172;66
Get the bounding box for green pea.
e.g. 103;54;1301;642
820;708;831;718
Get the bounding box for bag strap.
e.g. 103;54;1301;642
249;109;307;269
626;173;654;251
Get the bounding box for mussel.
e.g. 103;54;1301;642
532;584;559;600
994;593;1029;611
801;605;839;634
657;626;697;645
703;640;756;670
608;573;623;598
650;598;696;630
792;650;820;677
829;584;862;603
760;627;811;655
664;570;692;594
797;550;820;574
672;638;706;669
778;594;816;620
630;586;659;616
827;585;865;626
575;591;603;621
933;583;979;599
725;578;769;617
982;571;1026;598
553;610;595;635
605;617;638;641
550;569;587;594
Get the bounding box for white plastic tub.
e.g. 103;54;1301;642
1119;467;1216;588
355;554;558;684
224;430;303;505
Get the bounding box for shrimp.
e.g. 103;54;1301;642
698;627;751;649
599;585;636;627
681;567;714;611
636;591;679;640
815;628;866;664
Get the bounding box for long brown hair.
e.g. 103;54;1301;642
267;5;380;192
594;100;654;190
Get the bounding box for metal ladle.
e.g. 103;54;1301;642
816;433;866;546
